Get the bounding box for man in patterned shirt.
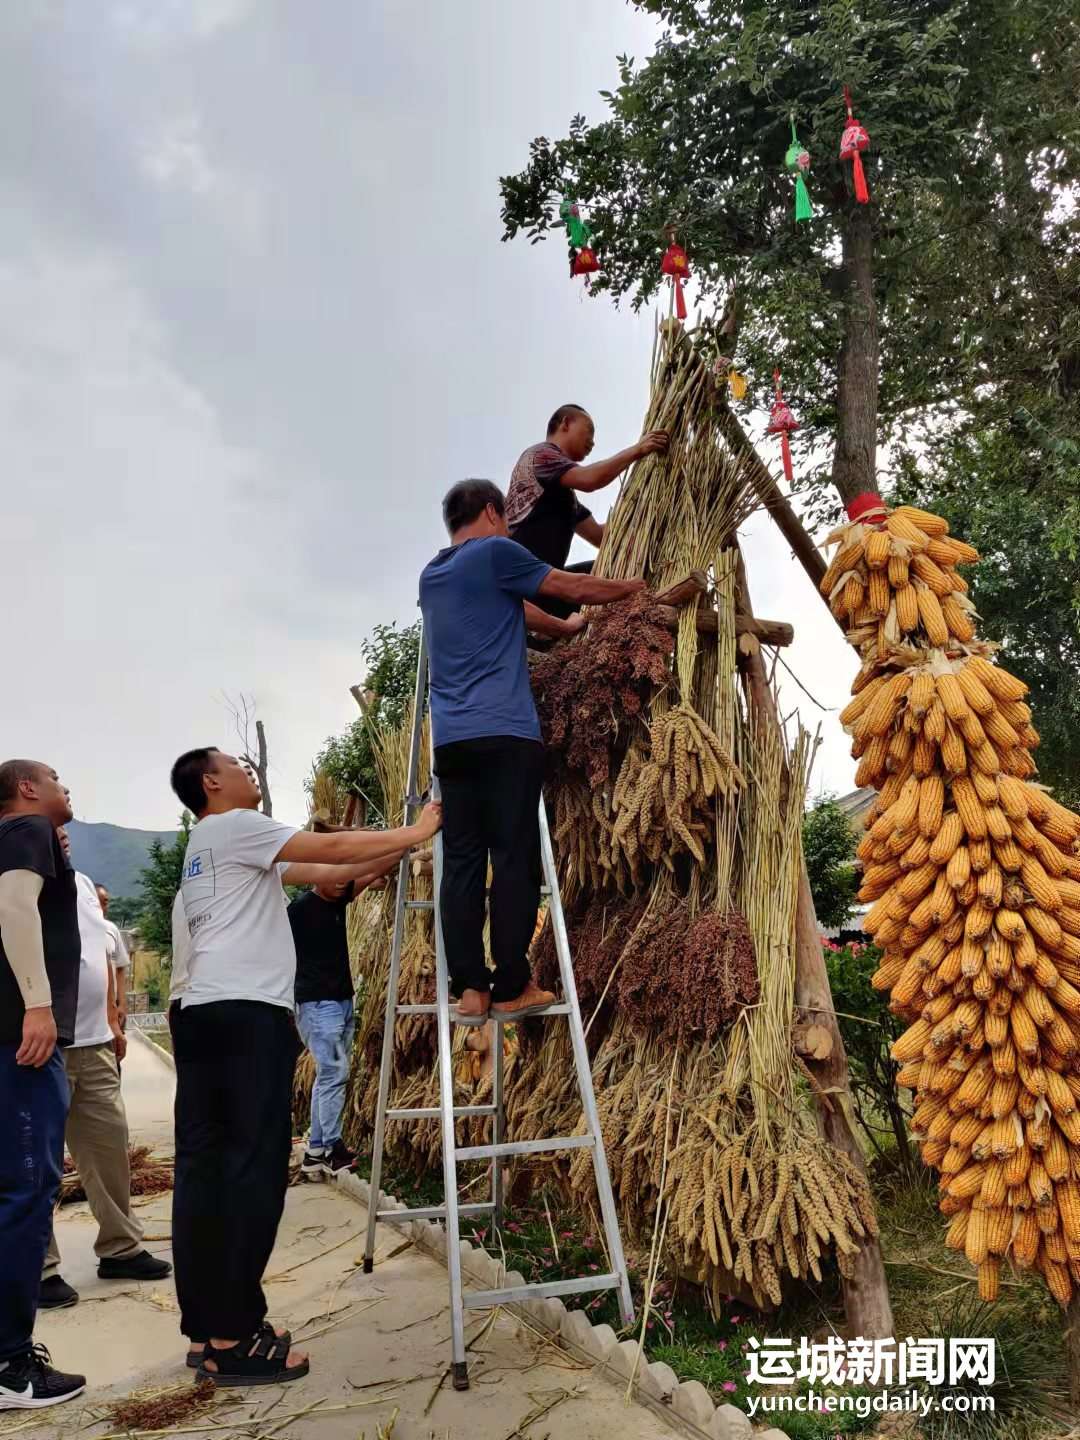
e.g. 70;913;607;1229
506;404;668;614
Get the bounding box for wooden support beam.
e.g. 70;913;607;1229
652;604;793;647
733;543;894;1342
653;570;708;607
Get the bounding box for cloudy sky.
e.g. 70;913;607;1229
3;0;859;832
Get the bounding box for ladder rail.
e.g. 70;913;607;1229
360;626;636;1389
362;626;429;1272
539;797;636;1329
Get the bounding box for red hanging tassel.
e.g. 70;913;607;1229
766;369;799;484
779;431;794;485
851;148;869;205
661;239;691;320
839;86;871;205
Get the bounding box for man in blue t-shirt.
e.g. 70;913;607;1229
418;479;643;1023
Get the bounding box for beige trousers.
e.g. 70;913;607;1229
43;1042;144;1276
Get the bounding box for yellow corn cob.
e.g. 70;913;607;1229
911;551;955;597
889;726;914;764
986;1207;1012;1256
1057;1181;1080;1241
984;1010;1008;1047
939;725;966;775
951;1113;985;1148
946;847;971;891
942;595;976;643
1018;1056;1048;1097
1004;1142;1031;1187
887;510;933;549
1009;1002;1040;1058
1020;984;1053;1027
983;709;1021;751
1000;698;1033;726
965;903;995;941
1045;1013;1076;1060
895;583;919;632
867;568;891;617
1032;833;1070;878
965;1208;990;1264
953;664;996;716
948;1060;994;1114
892;1018;933;1063
888;552;911;588
952;778;988;841
914;732;941;776
995;908;1026;942
924;698;947;743
973;742;1005;779
915;585;949;646
978;864;1003;909
947;1162;987;1199
864;528;891;569
967;655;1029;702
1030;1160;1054;1206
993;837;1023;873
980;1164;1006;1208
1046;1071;1078;1122
1042;1256;1073;1305
1057;1110;1080;1146
944;1209;969;1252
894;505;950;538
1044;1229;1069;1264
1051;977;1080;1018
971;771;999;806
917;775;944;839
1014;1211;1040;1266
959;709;988;748
1027;906;1063;950
968;837;992;873
935;672;971;724
927;812;963;865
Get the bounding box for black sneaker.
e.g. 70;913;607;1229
97;1250;172;1280
325;1140;356;1175
0;1344;86;1410
300;1148;330;1176
38;1276;79;1310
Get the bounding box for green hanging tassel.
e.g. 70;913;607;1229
785;119;814;224
793;172;813;222
559;197;593;249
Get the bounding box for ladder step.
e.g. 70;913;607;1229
463;1272;619;1309
455;1134;595;1162
394;1003;571;1020
376;1202;494;1222
405;900;434;910
387;1104;497;1120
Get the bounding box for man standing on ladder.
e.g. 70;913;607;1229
507;405;667;617
419;479;644;1025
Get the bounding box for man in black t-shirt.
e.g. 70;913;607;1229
0;760;86;1412
506;404;668;617
289;869;390;1178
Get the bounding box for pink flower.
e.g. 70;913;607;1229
723;1382;738;1394
730;1314;742;1324
717;1341;728;1352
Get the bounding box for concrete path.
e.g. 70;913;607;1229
24;1037;683;1440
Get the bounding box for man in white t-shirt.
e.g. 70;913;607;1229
167;746;440;1386
95;886;129;1032
38;833;172;1311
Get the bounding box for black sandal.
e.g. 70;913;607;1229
196;1324;308;1387
187;1331;291;1370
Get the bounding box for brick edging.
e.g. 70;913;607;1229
334;1171;783;1440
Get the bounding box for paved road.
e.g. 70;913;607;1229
33;1034;684;1440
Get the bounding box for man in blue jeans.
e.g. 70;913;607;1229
0;760;85;1411
289;870;391;1176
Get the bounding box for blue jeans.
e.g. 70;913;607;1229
296;999;354;1150
0;1045;69;1360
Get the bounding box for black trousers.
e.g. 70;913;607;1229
434;737;545;1002
171;1000;299;1341
533;559;594;620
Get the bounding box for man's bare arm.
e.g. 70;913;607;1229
523;601;586;640
558;431;669;495
574;515;605;548
537;571;646;608
282;852;405;888
276;804;440;872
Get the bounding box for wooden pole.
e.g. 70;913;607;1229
734;543;894;1340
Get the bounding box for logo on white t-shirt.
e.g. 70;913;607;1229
182;848;216;902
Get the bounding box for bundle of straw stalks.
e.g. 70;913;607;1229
326;322;879;1307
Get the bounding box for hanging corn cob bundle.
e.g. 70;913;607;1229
824;500;1080;1305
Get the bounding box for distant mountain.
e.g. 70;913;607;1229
67;820;177;898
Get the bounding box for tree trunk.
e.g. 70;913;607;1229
735;545;894;1340
831;206;880;506
254;718;272;817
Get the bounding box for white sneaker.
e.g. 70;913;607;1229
0;1345;86;1410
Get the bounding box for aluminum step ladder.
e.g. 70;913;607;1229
361;624;634;1390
